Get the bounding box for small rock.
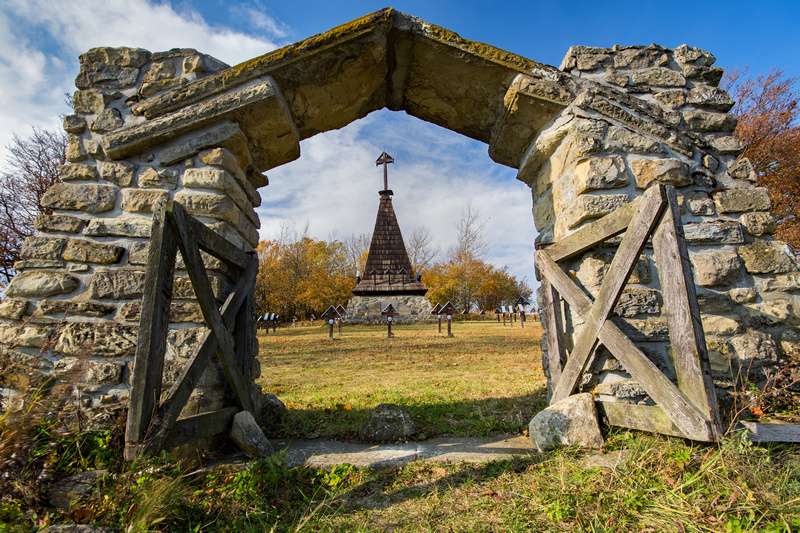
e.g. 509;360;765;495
359;403;416;442
230;410;274;458
528;393;604;452
47;470;108;509
260;393;287;422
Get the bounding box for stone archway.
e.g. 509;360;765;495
3;8;797;443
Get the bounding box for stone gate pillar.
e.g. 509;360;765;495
0;47;269;426
521;45;798;416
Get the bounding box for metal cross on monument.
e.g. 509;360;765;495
376;151;394;194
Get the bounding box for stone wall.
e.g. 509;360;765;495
346;295;433;324
521;44;798;413
0;48;264;422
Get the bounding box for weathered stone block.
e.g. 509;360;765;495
167;327;206;359
121;189;169;214
701;315;740;336
62;239;125;264
610;317;669;341
685;86;735;112
573;251;651;289
674;44;716;66
21;237;67;260
138;167;178;189
63;115;87;134
631;67;685;87
741;299;796;328
604;126;666;155
697;291;734;313
83;361;124;385
5;271;79;298
39;300;116;317
83;217;152;238
89;109;124;133
613;287;661;317
713;187;771;213
34;214;86;234
0;299;28;320
528;393;603;452
682;110;737;132
729;288;757;304
683;191;715;216
358;403;417;442
563;194;629;229
72;89;111;114
183;168;247;210
756;273;800;293
682;65;724;85
101;161;136;187
174;191;239;225
683;221;744;245
728;158;757;182
66;135;87;162
118;300;204;323
572;156;629;194
128;242;148;265
653;90;686;109
88;269;144;299
737;241;796;274
691;251;743;287
55;322;138;357
728;331;780;368
231;411;274;458
629;158;691;189
59;164;99;182
41;183;117;213
75;60;139;90
740;212;776;237
0;324;57;348
705;134;745;155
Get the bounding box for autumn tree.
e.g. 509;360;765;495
405;224;437;275
724;67;800;247
0;127;67;282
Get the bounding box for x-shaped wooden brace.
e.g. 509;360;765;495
536;185;721;442
125;202;259;459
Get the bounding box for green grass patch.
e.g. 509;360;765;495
256;321;546;439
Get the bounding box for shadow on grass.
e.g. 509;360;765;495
264;387;548;441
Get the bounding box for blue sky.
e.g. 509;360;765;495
1;0;798;288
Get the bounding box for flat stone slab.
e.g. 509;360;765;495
272;434;537;468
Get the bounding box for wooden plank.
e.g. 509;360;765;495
235;291;255;381
550;185;667;404
125;205;178;461
183;210;250;270
597;402;690;439
141;250;259;455
169;203;256;413
739;422;800;443
653;186;722;440
536;249;715;441
541;196;642;263
161;407;239;451
541;278;567;398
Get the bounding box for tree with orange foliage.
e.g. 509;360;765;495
725;68;800;247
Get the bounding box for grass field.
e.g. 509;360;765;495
256;320;547;439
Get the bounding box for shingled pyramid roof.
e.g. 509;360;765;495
352;192;428;296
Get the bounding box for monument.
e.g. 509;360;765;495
347;152;432;322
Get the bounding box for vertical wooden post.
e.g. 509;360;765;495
653;186;722;439
125;205;178;461
447;314;453;337
541;278;568;401
387;316;393;338
328;319;335;341
338;318;342;336
438;314;442;333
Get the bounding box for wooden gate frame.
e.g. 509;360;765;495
124;201;260;461
536;184;722;442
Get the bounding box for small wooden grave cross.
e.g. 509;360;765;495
440;301;457;337
321;306;341;341
376;151;395;194
381;303;399;338
431;303;442;333
501;305;508;326
494;307;501;323
309;314;316;327
336;305;348;336
515;296;531;328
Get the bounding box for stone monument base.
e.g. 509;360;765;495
346;295;433;324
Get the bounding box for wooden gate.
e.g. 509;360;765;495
536;185;722;442
124;201;260;461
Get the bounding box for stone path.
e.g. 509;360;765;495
271;434;537;469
